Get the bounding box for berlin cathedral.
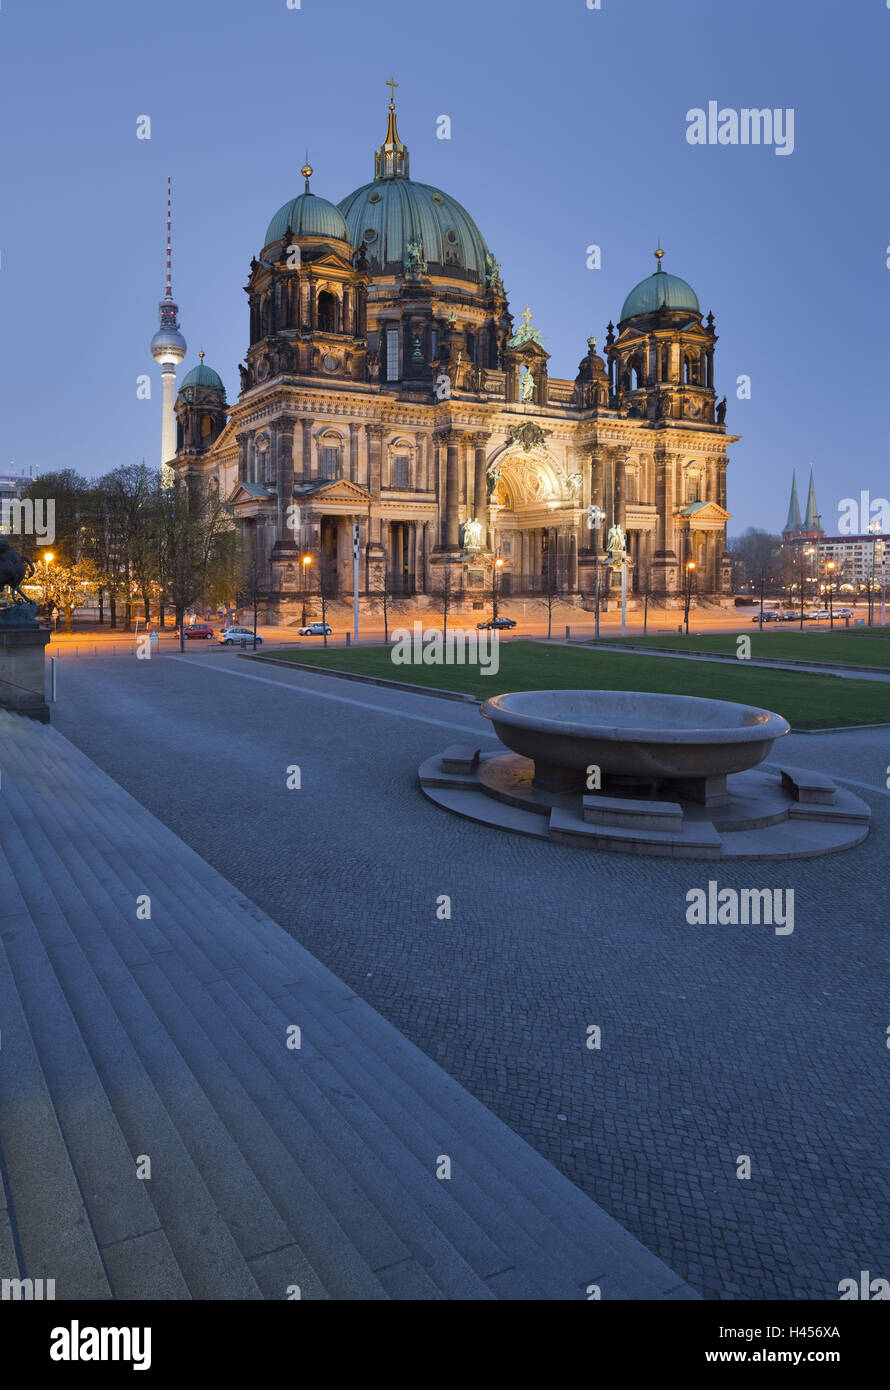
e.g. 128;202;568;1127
170;85;735;616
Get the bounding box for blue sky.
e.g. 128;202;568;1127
1;0;887;534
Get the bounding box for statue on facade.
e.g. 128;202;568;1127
519;367;535;402
405;238;427;275
354;240;368;270
565;472;583;500
716;395;727;425
485;252;502;289
238;362;249;392
462;517;484;549
606;523;625;557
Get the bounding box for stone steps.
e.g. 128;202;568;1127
0;710;697;1300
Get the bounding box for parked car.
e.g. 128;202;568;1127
218;627;263;646
835;608;854;619
297;622;332;636
805;609;831;621
777;610;802;622
177;624;214;640
476;616;517;630
751;610;779;622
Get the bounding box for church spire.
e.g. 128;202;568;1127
374;76;410;179
803;464;822;534
784;468;802;535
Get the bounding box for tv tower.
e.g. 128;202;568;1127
150;177;187;483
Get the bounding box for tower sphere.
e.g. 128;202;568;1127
151;298;187;365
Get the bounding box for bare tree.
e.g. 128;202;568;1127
432;562;456;641
541;569;559;640
377;563;396;644
159;478;239;652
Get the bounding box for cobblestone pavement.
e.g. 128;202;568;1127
52;650;890;1301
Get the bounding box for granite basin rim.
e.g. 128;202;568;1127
480;689;791;745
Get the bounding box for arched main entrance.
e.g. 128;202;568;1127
488;449;577;595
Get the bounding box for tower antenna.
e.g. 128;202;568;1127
166;175;173;298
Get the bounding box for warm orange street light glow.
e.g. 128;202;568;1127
44;552;54;563
687;561;696;570
496;558;505;569
302;555;312;566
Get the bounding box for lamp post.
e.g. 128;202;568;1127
300;553;312;626
41;550;54;613
587;504;605;639
826;560;836;628
352;521;361;645
868;520;882;626
492;556;504;623
684;560;696;635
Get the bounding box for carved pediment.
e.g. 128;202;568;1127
676;501;731;524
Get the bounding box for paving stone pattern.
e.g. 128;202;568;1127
53;650;890;1300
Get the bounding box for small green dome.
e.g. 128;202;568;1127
621;268;700;322
179;361;225;394
338;178;491;282
264;191;350;248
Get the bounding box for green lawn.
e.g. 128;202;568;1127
599;629;890;668
260;640;890;729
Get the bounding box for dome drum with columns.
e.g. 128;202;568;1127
171;86;736;617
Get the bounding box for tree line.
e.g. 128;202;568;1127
14;465;240;634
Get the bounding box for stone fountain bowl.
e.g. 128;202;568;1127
480;689;790;791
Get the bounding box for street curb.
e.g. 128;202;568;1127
580;641;890;677
239;653;890;733
240;653;482;705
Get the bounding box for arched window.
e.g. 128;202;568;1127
318;432;342;480
318;290;338;333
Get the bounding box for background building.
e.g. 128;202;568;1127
172;90;737;618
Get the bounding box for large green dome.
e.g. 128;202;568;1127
338;178;490;281
264;190;350;248
621;267;700;322
179;361;225;395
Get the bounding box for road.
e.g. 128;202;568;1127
51;647;890;1301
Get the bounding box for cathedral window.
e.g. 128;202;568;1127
430;328;438;360
392;456;409;488
321;446;340;480
318;291;338;334
386;328;400;380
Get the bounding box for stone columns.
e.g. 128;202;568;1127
276;418;297;543
471;432;491;542
367;425;384;500
442;430;461;549
300;419;312;482
614;453;627;531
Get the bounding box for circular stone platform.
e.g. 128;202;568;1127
418;745;870;861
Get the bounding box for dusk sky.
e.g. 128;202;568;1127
1;0;887;534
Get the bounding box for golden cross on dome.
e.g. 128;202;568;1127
520;305;533;330
386;75;398;106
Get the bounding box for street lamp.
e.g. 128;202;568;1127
826;560;836;628
587;504;605;639
492;556;505;623
40;550;54;613
868;520;882;626
684;560;696;635
300;553;312;625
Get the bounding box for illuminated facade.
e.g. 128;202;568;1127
172;89;736;616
